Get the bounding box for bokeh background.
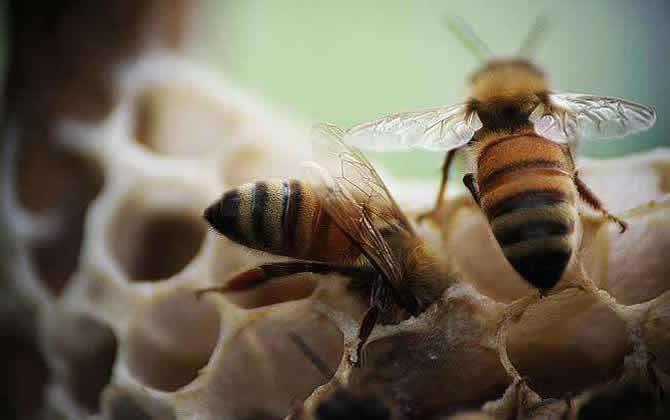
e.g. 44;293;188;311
1;1;668;179
199;0;670;180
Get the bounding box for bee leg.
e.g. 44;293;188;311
195;262;365;298
496;291;542;382
462;172;481;206
352;305;380;367
574;172;627;233
417;149;456;222
352;275;388;367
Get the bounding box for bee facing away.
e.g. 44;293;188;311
199;124;454;364
343;16;656;294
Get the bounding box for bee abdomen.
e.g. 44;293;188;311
490;194;576;290
204;180;320;256
476;134;579;290
204;179;354;262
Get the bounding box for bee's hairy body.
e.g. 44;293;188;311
465;61;579;290
206;179;359;263
206;179;451;314
468;130;579;290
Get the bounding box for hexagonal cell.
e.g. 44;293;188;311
508;289;627;398
14;139;105;295
221;143;275;187
108;202;207;282
351;298;507;417
126;290;220;392
183;304;343;419
15;138;104;213
220;137;310;188
591;202;670;304
132;83;243;157
45;314;118;413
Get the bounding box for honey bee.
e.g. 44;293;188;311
286;333;394;420
199;124;454;364
343;16;656;294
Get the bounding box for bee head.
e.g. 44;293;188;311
447;15;548;103
445;14;551;102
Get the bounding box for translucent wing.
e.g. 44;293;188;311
305;123;419;312
344;104;482;152
530;93;656;142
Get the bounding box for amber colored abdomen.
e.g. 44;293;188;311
476;134;578;290
204;180;357;263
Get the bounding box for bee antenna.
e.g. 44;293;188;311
444;15;492;62
518;12;552;58
289;332;336;381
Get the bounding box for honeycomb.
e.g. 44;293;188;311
2;54;669;420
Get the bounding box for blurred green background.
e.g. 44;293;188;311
1;1;667;179
210;0;669;179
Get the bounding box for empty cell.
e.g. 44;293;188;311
126;290;220;392
15;140;104;295
109;206;206;282
46;314;118;413
132;84;241;157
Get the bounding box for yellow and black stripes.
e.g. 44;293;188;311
204;179;358;263
475;134;578;290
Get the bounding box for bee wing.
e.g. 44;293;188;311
530;93;656;143
305;124;418;312
344;103;482;152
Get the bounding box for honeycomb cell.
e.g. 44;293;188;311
109;208;206;282
45;314;118;413
15;137;103;213
508;290;627;397
126;290;220;392
15;139;105;295
598;202;670;304
132;83;242;157
194;306;343;419
221;144;273;186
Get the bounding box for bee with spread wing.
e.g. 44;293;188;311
343;15;655;294
342;15;656;384
199;124;454;364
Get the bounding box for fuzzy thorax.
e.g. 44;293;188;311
469;59;548;103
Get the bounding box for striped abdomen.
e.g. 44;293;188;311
476;134;578;290
204;180;358;262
